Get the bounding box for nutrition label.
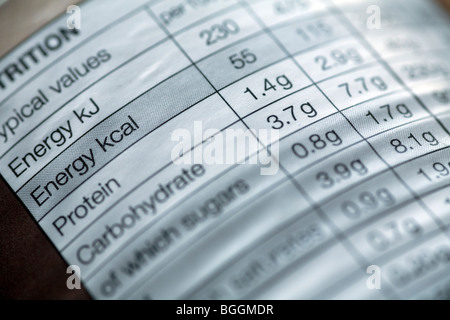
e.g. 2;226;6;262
1;0;450;299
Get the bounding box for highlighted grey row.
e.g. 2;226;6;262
19;66;215;219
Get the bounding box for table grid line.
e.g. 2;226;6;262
326;0;450;240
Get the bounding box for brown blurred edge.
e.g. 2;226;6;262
0;0;89;300
0;0;449;300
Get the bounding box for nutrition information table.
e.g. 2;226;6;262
1;0;450;300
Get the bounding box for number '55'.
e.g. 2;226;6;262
229;49;257;69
